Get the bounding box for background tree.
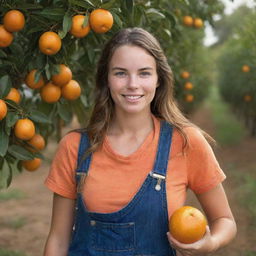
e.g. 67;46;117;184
0;0;224;188
214;5;256;136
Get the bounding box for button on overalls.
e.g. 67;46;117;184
68;121;176;256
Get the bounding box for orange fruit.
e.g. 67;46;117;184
193;18;204;28
184;82;193;90
89;9;114;34
40;82;61;103
244;95;252;102
169;206;207;244
182;16;193;27
0;25;14;48
14;118;35;140
22;158;42;171
25;69;45;89
242;65;250;72
5;88;21;104
69;15;91;38
39;31;62;55
185;94;194;102
27;133;46;152
3;10;25;32
51;64;72;87
181;71;190;79
61;80;81;100
0;99;8;120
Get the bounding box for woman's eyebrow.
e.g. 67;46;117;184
111;67;153;71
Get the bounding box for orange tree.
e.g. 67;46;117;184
0;0;224;188
217;9;256;136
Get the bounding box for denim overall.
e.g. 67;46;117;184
68;121;176;256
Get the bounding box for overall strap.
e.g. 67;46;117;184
76;132;92;192
151;121;173;176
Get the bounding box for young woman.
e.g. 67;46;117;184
44;27;236;256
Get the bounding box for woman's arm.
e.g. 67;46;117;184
44;193;75;256
167;183;237;255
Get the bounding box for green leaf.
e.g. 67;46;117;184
10;43;24;56
82;15;89;27
0;157;3;169
45;63;51;80
125;0;134;13
19;3;43;9
146;8;165;20
40;8;66;21
87;48;95;64
63;12;72;34
80;94;88;107
112;12;123;28
101;0;118;9
58;30;67;39
35;55;46;71
0;122;9;157
68;0;95;8
6;162;13;188
163;11;177;28
49;63;61;76
6;112;19;128
0;75;12;98
7;145;34;161
29;110;51;124
33;151;45;160
0;50;7;58
0;159;10;189
57;102;73;122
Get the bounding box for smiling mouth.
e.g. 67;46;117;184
122;95;144;99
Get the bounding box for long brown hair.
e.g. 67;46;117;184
83;27;214;153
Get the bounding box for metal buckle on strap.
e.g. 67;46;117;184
76;172;87;193
150;172;166;191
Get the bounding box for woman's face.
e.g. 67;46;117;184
108;45;158;116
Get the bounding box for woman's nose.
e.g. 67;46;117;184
127;75;138;89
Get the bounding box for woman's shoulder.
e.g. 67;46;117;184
171;125;211;154
183;125;207;141
57;131;82;154
61;130;82;143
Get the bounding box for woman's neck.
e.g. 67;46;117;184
108;111;154;137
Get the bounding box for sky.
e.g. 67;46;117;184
204;0;256;46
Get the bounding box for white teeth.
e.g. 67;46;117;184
125;95;142;99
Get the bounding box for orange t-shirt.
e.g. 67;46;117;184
45;117;226;217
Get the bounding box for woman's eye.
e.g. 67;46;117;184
114;71;126;76
140;72;151;77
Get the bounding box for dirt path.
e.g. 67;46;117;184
0;105;256;255
188;104;256;255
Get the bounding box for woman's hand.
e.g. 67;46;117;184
167;226;215;256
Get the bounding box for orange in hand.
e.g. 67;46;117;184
169;206;207;244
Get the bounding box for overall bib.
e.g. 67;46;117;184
68;121;176;256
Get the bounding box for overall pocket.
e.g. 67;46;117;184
90;220;135;252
